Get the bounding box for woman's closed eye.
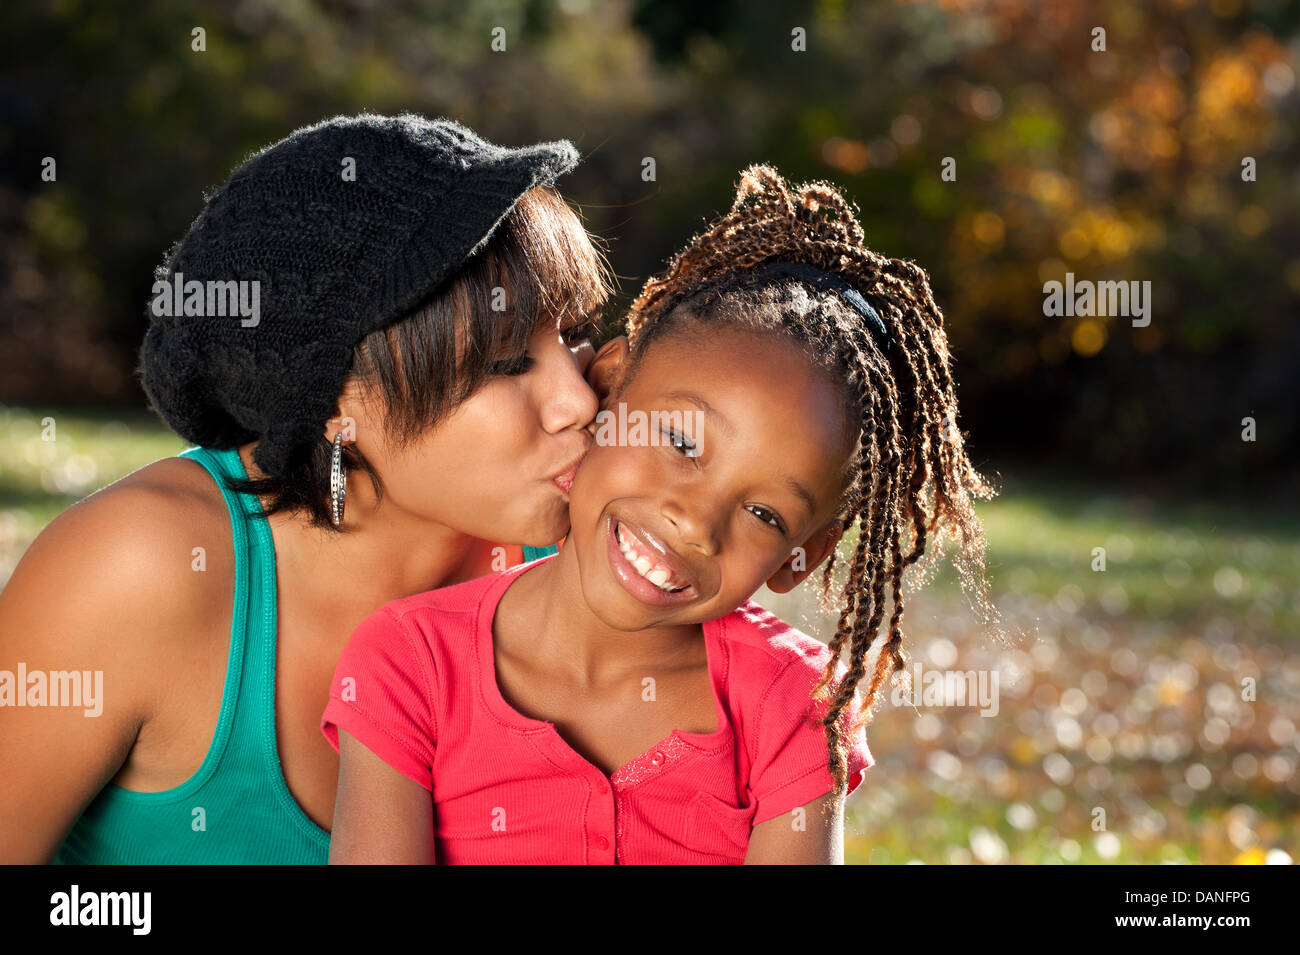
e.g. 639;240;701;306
561;321;599;347
488;321;599;376
487;353;534;376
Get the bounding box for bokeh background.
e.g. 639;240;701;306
1;0;1297;863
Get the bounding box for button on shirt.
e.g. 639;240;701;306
320;555;873;864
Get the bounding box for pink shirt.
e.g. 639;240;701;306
320;554;873;864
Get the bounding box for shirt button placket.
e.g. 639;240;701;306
590;773;616;864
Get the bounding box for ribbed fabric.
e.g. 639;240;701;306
320;555;873;865
54;446;332;864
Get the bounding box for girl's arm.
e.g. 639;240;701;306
743;790;844;865
329;728;435;864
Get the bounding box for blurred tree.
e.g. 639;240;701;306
0;0;1296;493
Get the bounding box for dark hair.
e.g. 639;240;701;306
623;165;1007;812
223;185;613;530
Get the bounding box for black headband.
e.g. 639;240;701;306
749;261;891;352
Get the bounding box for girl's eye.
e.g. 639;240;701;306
487;354;535;377
561;321;598;346
661;427;700;459
745;504;787;534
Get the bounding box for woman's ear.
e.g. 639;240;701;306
324;378;367;445
586;335;629;405
765;521;845;595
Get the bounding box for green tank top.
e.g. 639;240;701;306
53;445;557;864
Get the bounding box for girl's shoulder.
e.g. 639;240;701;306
711;601;870;782
374;557;525;625
327;560;528;724
709;599;846;714
346;557;532;665
712;599;837;673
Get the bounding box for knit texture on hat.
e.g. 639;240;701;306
138;112;580;479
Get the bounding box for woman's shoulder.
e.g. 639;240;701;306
80;452;234;575
3;454;235;655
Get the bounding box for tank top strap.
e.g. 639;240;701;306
174;444;259;773
176;445;333;852
522;543;559;562
53;446;330;862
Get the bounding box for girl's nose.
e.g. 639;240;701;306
661;490;721;558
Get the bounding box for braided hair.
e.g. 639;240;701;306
624;165;1006;812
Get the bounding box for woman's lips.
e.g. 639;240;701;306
605;515;699;608
553;463;578;494
551;452;585;495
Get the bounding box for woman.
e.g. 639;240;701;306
0;113;617;863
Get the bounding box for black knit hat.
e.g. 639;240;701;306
138;112;581;480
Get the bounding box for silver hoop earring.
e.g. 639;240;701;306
330;431;347;527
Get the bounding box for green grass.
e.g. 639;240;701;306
973;467;1300;636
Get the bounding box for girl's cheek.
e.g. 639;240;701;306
605;444;671;491
586;433;640;471
572;445;664;525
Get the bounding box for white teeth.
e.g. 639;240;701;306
616;521;686;593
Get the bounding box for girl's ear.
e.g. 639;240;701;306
765;521;844;595
586;335;629;405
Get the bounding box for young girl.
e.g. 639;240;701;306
321;165;1000;864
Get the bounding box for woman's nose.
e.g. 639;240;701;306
541;339;600;433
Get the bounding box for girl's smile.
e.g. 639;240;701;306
605;513;703;607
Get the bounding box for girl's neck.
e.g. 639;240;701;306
496;545;704;686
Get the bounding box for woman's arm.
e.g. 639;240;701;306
743;790;844;865
0;486;193;862
329;728;435;864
